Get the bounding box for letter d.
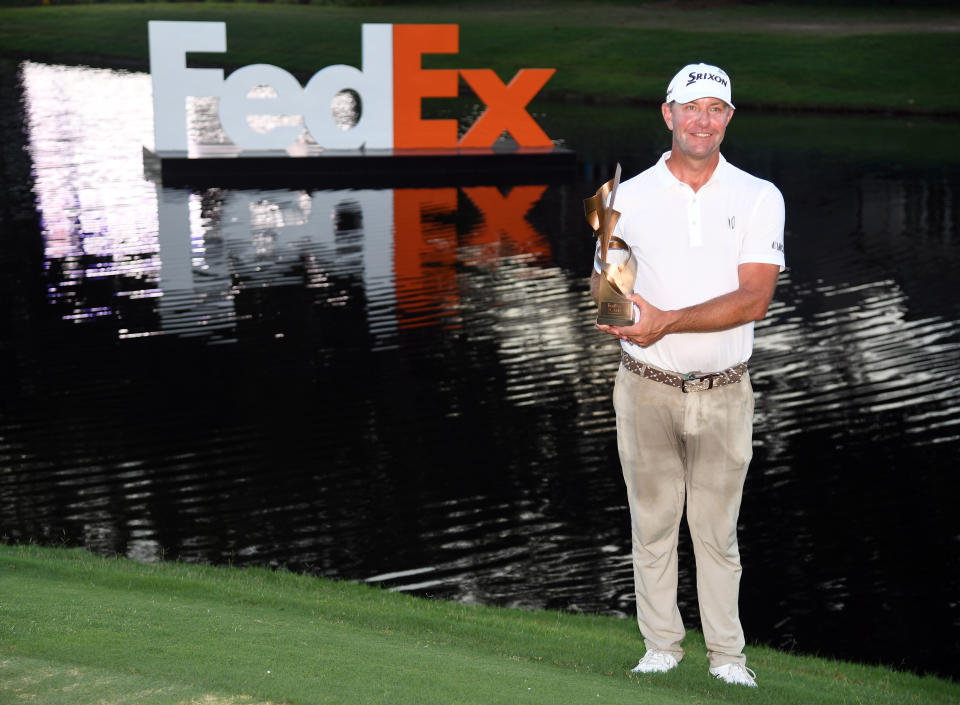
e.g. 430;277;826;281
302;24;393;149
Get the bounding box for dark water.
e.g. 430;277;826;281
1;61;958;679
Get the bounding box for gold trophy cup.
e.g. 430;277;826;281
584;163;637;326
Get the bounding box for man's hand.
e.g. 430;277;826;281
593;263;780;347
596;294;673;347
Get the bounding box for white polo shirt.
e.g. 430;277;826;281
610;151;785;373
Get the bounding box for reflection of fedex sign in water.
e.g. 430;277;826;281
154;185;552;336
149;21;556;152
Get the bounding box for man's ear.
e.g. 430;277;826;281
661;102;674;131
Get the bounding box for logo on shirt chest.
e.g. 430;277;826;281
728;216;735;230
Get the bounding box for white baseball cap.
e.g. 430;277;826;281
665;63;735;108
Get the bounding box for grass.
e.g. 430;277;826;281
0;2;958;113
1;543;957;705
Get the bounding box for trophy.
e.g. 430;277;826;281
584;163;637;326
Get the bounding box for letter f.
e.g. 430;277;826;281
149;21;226;151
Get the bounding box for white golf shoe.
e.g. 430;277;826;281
709;662;758;687
630;650;679;674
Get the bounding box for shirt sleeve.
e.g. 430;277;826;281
739;182;786;271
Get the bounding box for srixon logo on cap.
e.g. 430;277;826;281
148;21;556;152
685;71;728;88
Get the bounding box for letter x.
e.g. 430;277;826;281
462;186;550;264
459;69;555;148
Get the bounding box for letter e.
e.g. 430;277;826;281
392;25;460;149
219;64;304;150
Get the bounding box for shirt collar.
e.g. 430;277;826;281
655;151;728;190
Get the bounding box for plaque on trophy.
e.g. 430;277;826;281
584;163;637;326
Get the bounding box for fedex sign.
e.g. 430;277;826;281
148;21;556;152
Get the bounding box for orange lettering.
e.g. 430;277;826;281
393;188;460;328
393;25;460;149
462;186;551;264
459;69;555;148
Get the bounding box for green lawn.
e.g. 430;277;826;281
1;544;956;705
0;2;958;112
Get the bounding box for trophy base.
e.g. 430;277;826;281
595;270;636;326
597;299;636;326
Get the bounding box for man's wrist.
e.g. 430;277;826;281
661;308;681;336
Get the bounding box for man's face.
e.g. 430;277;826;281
661;98;734;161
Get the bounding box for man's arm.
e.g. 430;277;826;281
596;262;780;348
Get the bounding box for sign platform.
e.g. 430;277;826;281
144;144;577;189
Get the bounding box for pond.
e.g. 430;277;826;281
0;60;957;679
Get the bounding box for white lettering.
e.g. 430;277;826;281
219;64;304;150
149;21;226;151
302;24;393;150
150;21;394;152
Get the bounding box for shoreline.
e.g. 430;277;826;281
4;52;959;121
1;543;956;704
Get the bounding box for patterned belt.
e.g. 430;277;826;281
620;350;747;393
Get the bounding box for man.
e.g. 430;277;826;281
591;63;785;688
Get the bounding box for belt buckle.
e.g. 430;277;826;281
681;371;715;393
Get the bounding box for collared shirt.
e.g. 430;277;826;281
610;151;785;373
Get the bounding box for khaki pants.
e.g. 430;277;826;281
613;363;754;668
